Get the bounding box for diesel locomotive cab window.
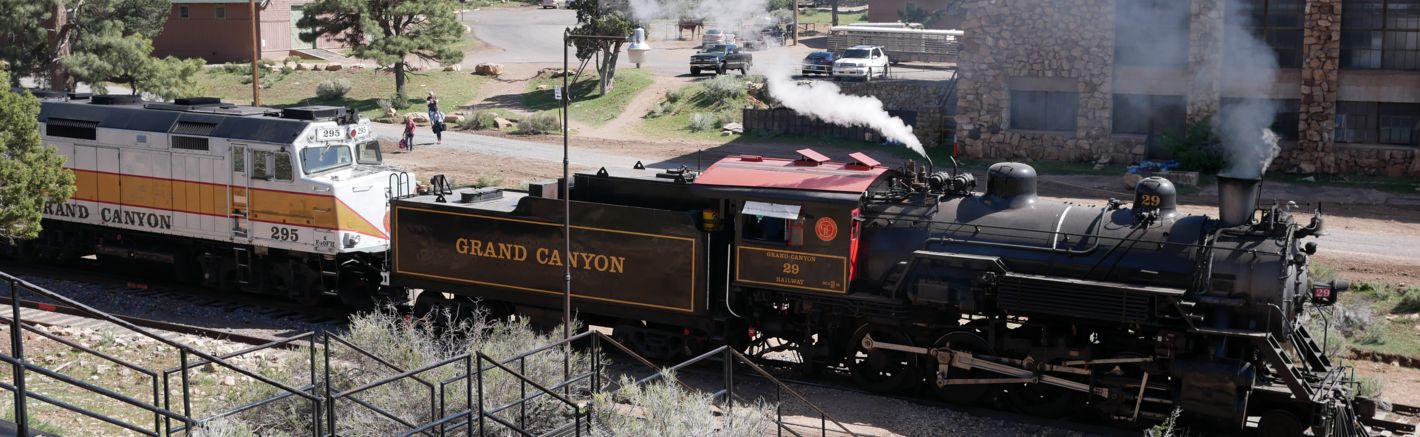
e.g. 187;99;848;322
301;145;353;174
357;141;382;165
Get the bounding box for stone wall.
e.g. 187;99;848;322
953;0;1139;163
836;80;955;148
951;0;1420;177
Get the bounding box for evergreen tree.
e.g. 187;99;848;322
297;0;465;100
568;0;633;95
61;22;205;99
0;68;76;241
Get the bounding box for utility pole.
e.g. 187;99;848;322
792;1;799;46
249;0;262;105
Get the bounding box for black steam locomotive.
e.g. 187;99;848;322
388;149;1409;436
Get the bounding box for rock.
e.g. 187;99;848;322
1298;161;1316;173
536;84;549;91
445;113;465;124
494;117;515;129
444;64;463;72
539;67;570;78
200;362;217;373
721;122;744;134
384;107;398;119
324;64;343;71
474;63;503;75
1301;176;1316;182
1122;172;1143;190
348;64;366;70
222;376;237;386
407;112;431;125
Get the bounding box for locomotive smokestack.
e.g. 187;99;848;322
1217;176;1262;227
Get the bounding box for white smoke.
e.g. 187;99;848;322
1215;1;1282;179
759;59;926;158
626;0;773;32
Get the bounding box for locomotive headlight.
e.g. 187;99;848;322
343;233;362;248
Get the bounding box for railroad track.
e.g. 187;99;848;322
0;260;346;345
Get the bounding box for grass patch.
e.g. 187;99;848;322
195;69;485;120
1267;171;1420;195
637;76;755;141
1316;281;1420;359
523;69;654;125
797;9;868;26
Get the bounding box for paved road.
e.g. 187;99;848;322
460;6;954;80
371;122;674;170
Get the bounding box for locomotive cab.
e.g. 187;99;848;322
693;150;890;296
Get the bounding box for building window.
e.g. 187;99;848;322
1221;98;1302;141
1335;101;1420;145
179;5;189;18
1010;90;1079;133
1115;0;1191;66
1112;94;1186;136
1342;0;1420;70
216;6;226;19
1227;0;1305;68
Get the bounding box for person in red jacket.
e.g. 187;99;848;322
402;115;417;151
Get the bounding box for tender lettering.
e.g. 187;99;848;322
453;238;625;274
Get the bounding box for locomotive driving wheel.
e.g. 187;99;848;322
930;331;994;405
848;324;919;394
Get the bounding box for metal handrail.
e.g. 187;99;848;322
3;272;322;436
323;333;471;437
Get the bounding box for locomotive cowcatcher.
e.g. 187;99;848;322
388;149;1415;436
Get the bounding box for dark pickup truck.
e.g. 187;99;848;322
690;44;752;76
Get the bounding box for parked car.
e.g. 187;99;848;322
702;29;736;48
801;51;836;76
833;45;889;81
540;0;565;8
690;43;752;76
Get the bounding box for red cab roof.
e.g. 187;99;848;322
694;150;890;194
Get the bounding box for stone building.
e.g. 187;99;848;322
953;0;1420;177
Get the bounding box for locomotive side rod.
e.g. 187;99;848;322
861;334;1110;397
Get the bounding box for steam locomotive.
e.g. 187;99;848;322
388;149;1413;436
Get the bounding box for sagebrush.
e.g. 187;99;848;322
593;371;775;437
515;111;562;135
315;79;353;99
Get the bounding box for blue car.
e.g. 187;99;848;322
801;51;836;76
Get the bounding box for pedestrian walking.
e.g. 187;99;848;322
403;115;417;152
426;92;439;122
431;111;446;144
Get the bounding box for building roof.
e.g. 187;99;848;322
694;149;889;194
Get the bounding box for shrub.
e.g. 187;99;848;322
1158;121;1225;174
664;88;687;104
1394;286;1420;314
646;100;671;118
1356;376;1385;398
282;56;303;67
221;62;249;75
701;75;747;101
689;112;718;132
315;79;353;99
1309;262;1337;283
715;109;740;125
461;110;502;130
514;111;562;135
389;94;411;110
280;65;294;75
593;371;775;436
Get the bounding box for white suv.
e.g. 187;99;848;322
833;45;889;81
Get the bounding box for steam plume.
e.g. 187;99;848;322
1215;1;1282;179
759;60;926;158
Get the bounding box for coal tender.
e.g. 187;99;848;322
386;150;1414;436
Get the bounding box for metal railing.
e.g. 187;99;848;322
3;268;858;437
1;271;322;436
635;346;861;437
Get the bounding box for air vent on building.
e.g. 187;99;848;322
46;118;99;140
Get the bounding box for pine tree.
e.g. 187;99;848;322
568;0;633;95
297;0;465;100
0;68;76;241
0;0;194;95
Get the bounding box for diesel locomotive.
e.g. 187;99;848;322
388;149;1413;436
